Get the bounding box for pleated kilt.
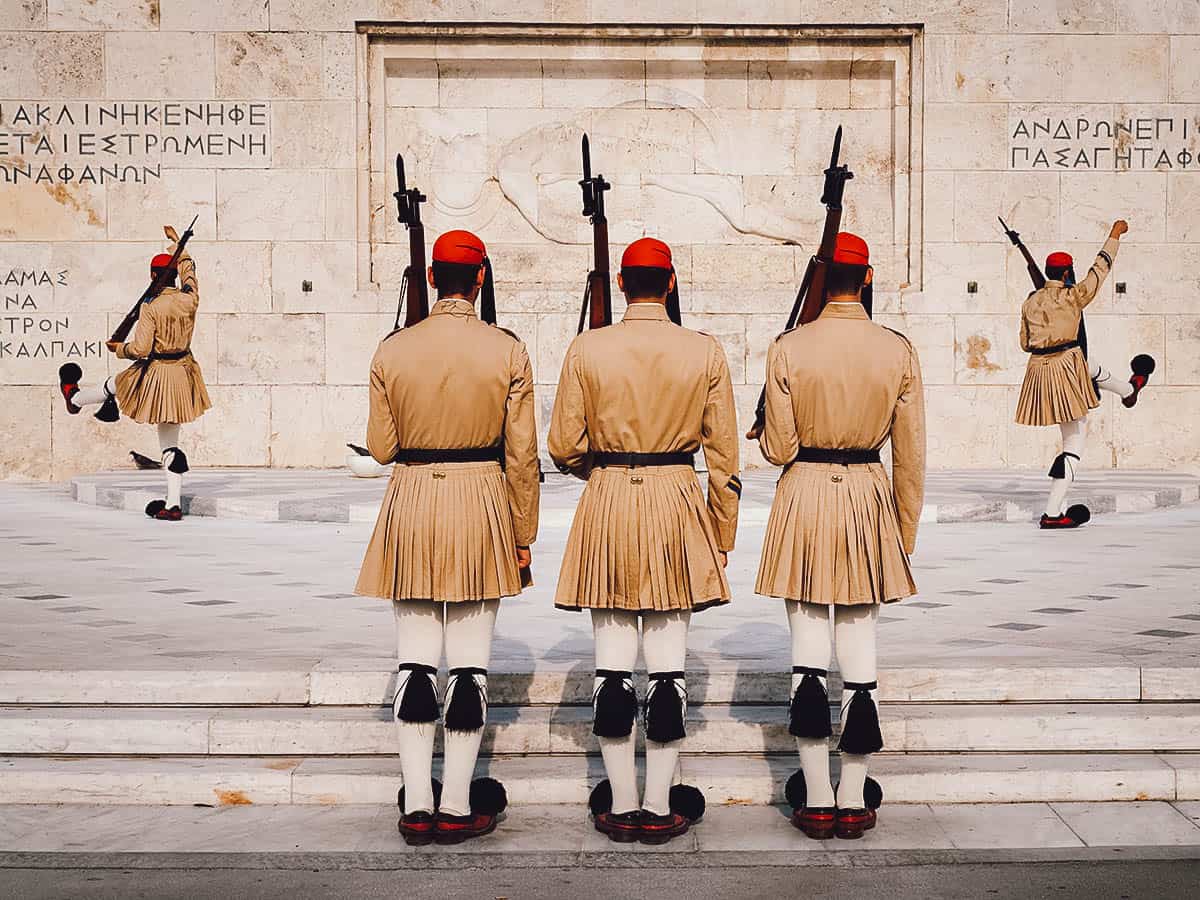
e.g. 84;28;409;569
756;462;915;606
555;464;730;613
114;356;212;425
356;460;523;603
1015;347;1098;427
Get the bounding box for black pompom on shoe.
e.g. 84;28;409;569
1039;504;1090;529
588;779;613;817
668;784;705;824
784;769;807;811
145;499;166;519
58;363;82;414
469;777;508;816
1124;354;1156;408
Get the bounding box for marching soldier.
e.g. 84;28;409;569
355;229;539;846
1015;220;1154;528
57;225;211;520
755;232;925;840
549;237;740;845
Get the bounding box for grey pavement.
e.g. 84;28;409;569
2;483;1199;671
69;467;1200;525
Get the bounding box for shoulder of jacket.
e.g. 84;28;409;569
491;324;523;343
773;325;800;343
880;325;914;351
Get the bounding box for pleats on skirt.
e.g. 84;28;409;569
114;357;212;425
1015;347;1099;427
756;462;915;606
555;464;730;613
356;461;523;604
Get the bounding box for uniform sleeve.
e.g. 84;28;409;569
1019;308;1032;352
547;337;591;480
176;246;198;306
365;345;399;466
758;338;799;467
1068;236;1119;310
503;341;540;547
891;341;926;555
117;303;156;360
701;338;740;552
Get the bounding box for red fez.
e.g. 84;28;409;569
1046;251;1074;269
150;253;175;270
621;237;673;270
432;230;486;266
832;232;869;266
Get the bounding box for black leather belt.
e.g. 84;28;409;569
148;349;191;361
1029;341;1080;356
593;451;694;468
391;447;502;464
793;447;880;465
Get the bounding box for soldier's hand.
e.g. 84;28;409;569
105;340;121;354
719;551;728;569
745;424;763;441
515;546;532;569
164;225;180;242
1110;220;1129;239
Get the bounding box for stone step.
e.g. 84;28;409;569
2;666;1197;706
4;703;1200;756
1;753;1197;807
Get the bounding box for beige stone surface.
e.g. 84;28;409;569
271;242;358;313
217;314;325;385
216;170;326;241
1062;36;1169;104
0;181;106;243
270;0;380;31
1166;316;1200;385
0;1;46;29
925;103;1009;170
1121;1;1200;34
876;313;956;386
1171;37;1200;101
1060;173;1167;242
48;0;159;30
323;33;358;99
49;242;159;313
181;242;273;314
0;386;51;480
906;242;1008;315
105;171;217;243
216;32;324;99
925;385;1010;468
1010;0;1118;34
159;0;270;31
323;314;393;385
955;172;1060;245
927;35;1063;104
0;31;103;97
270;384;369;467
953;315;1028;386
1114;387;1200;468
271;101;356;169
105;32;216;99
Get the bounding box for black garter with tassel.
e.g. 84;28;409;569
789;666;833;739
837;680;884;755
444;667;487;733
592;669;637;738
394;663;439;724
644;671;687;743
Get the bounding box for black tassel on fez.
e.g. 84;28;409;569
837;681;884;755
592;670;637;738
395;663;439;724
444;667;487;733
789;667;833;739
644;673;686;744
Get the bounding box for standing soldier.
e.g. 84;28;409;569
1014;220;1154;529
755;233;925;840
355;230;539;846
57;225;210;520
549;237;740;846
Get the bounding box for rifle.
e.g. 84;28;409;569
577;134;612;333
392;153;429;332
110;214;198;343
1000;216;1088;358
747;126;857;439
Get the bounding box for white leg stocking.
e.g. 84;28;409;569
834;604;879;810
157;423;183;508
641;610;690;816
785;600;835;808
1090;357;1134;400
392;600;444;815
72;376;116;408
1045;417;1088;517
440;599;499;817
591;609;640;815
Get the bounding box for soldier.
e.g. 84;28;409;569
355;229;539;846
57;225;210;521
1015;220;1154;529
755;232;925;840
549;237;740;846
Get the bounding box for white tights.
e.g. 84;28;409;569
786;600;878;809
1044;358;1132;517
393;599;498;817
72;377;184;508
591;608;690;816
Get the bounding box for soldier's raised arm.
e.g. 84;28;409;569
701;337;740;552
503;340;540;548
891;339;926;554
164;225;198;305
547;337;590;479
758;337;799;467
364;345;399;466
1069;220;1126;310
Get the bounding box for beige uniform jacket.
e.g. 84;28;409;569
356;299;540;603
756;302;925;605
1015;237;1119;427
113;246;211;425
548;302;740;612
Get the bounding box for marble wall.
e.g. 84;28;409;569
1;2;1198;480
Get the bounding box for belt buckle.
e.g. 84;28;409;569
432;470;446;480
831;474;843;483
630;474;644;485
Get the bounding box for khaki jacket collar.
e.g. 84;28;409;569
430;298;477;317
819;301;869;321
622;302;671;323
